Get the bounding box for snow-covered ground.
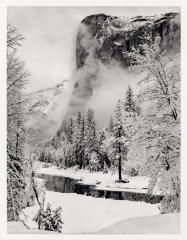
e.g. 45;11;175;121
18;191;159;234
97;213;180;234
7;222;55;234
36;163;160;194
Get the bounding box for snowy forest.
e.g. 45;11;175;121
7;8;180;234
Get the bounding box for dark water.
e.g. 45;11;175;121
36;173;163;204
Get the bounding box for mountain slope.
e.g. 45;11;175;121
25;81;71;145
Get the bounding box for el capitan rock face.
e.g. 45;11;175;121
76;12;180;69
66;12;180;113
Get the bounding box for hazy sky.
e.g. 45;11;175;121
8;6;179;92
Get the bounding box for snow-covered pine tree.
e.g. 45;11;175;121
107;116;114;135
121;86;141;175
123;85;140;115
79;115;86;169
72;112;85;168
84;109;97;167
63;116;74;144
33;207;45;230
7;23;29;221
97;129;108;171
127;33;180;213
34;203;63;232
113;100;128;181
124;85;135;113
54;115;75;167
122;86;140;133
52;206;63;233
43;203;53;231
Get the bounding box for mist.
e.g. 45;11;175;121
67;23;145;127
86;63;145;127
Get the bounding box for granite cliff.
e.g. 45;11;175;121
68;12;180;112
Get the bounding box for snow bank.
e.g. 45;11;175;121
7;221;55;234
19;191;159;234
97;213;180;234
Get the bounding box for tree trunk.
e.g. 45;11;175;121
118;153;122;181
118;126;122;181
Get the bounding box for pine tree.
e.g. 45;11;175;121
62;116;74;144
79;115;86;169
43;203;53;231
97;129;109;171
98;130;106;146
124;85;135;112
73;112;85;168
84;109;97;167
107;116;114;135
113;100;128;182
114;100;122;130
123;85;140;115
33;207;45;230
123;86;141;145
52;207;63;233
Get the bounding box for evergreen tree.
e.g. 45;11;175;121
84;109;97;166
123;85;140;115
79;115;86;168
98;130;106;146
52;207;63;233
113;100;128;181
97;129;108;170
33;207;45;230
43;203;53;231
113;99;125;138
63;116;74;144
123;86;141;148
73;112;85;168
107;116;114;135
114;100;122;128
124;85;136;112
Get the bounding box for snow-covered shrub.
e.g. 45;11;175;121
123;165;140;177
160;192;180;214
34;203;63;233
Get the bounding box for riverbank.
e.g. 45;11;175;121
35;162;160;195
